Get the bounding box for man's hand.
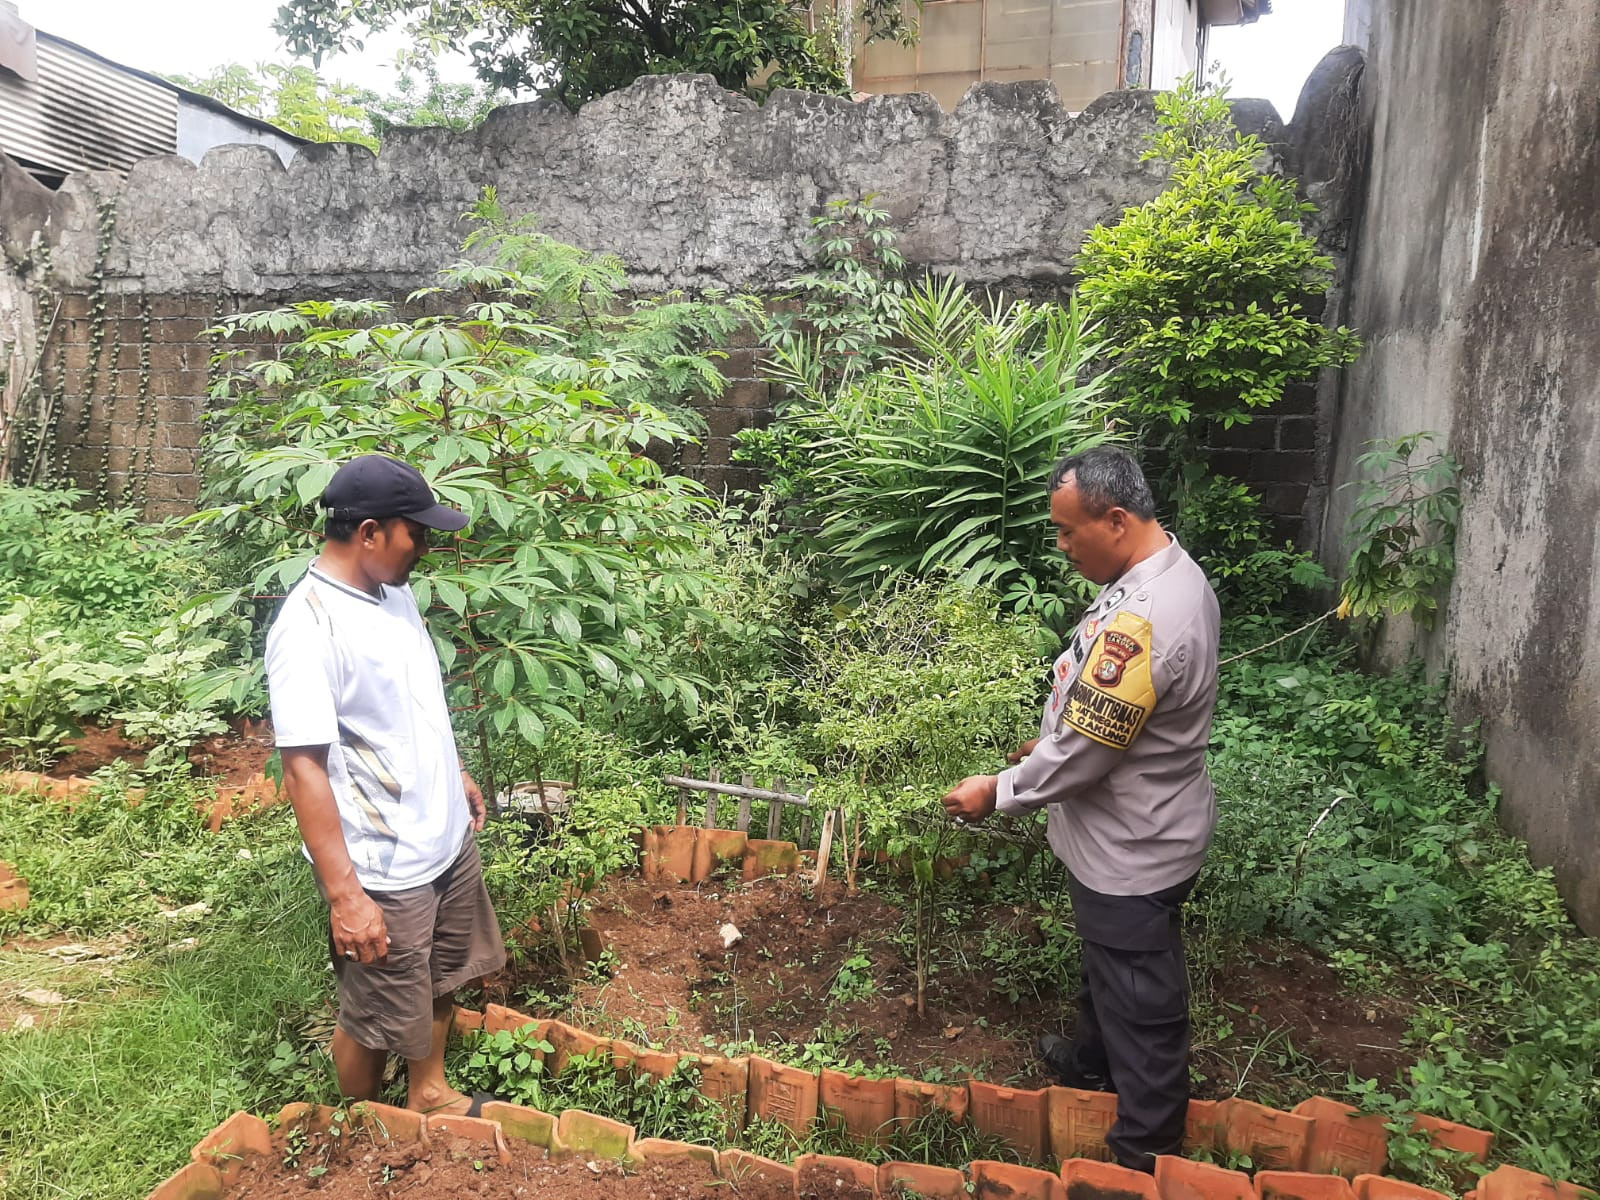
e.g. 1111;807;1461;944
463;770;487;832
330;892;390;965
1007;738;1041;765
942;774;999;825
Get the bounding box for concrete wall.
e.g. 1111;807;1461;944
1326;0;1600;932
1;70;1356;516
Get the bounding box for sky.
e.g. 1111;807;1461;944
1208;0;1349;122
30;0;1346;118
26;0;479;93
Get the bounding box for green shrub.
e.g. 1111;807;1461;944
750;281;1116;627
1076;73;1360;458
1339;432;1462;629
0;484;217;622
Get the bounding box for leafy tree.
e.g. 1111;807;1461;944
363;58;511;136
167;63;380;151
1075;74;1360;469
272;0;918;108
170;60;511;149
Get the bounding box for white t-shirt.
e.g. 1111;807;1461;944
264;566;469;891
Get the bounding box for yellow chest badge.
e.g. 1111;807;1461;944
1062;611;1157;749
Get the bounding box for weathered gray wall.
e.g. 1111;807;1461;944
3;70;1356;516
1326;1;1600;932
34;74;1191;296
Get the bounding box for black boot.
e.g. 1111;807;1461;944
1037;1032;1115;1093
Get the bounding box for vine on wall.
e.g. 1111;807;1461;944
130;294;155;509
86;196;119;506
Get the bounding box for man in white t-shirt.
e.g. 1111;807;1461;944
265;454;505;1114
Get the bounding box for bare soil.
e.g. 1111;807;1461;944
478;872;1417;1096
226;1130;801;1199
1194;939;1415;1094
44;718;273;786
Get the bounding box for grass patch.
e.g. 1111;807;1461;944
0;792;338;1200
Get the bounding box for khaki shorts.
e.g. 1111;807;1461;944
326;835;506;1060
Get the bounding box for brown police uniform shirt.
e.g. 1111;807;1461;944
995;536;1221;897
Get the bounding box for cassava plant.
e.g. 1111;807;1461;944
194;195;753;797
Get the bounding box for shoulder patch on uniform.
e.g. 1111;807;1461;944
1061;611;1158;749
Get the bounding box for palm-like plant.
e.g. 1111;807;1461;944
777;278;1119;627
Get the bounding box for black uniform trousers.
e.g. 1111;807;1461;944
1065;870;1198;1173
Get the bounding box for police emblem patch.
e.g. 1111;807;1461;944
1061;611;1157;749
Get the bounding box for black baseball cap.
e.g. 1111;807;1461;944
320;455;469;532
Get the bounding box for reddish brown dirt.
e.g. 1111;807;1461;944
485;872;1056;1088
480;874;1417;1098
41;717;273;786
1193;940;1415;1096
43;722;147;778
226;1131;796;1199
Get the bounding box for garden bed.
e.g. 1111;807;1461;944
479;863;1415;1099
150;1097;1579;1200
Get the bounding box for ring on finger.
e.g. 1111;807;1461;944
344;950;357;960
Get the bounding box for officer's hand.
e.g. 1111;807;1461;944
942;775;998;825
331;893;390;966
1007;738;1041;764
462;770;487;832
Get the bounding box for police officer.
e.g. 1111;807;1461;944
942;446;1220;1173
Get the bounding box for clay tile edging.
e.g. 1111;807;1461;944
693;827;750;882
1351;1175;1452;1200
686;1051;751;1135
1290;1098;1389;1179
614;1040;683;1082
145;1161;225;1200
629;1137;720;1168
452;1004;487;1034
1408;1114;1494;1163
1155;1153;1254;1200
1062;1156;1162;1200
483;1002;542;1035
189;1112;272;1186
894;1078;970;1125
970;1159;1066;1200
1255;1170;1359;1200
556;1109;636;1159
743;837;802;881
544;1018;612;1074
1187;1099;1226;1158
480;1100;559;1151
820;1068;898;1146
969;1080;1051;1164
423;1112;513;1164
1048;1085;1119;1162
0;860;29;911
720;1147;798;1190
748;1054;821;1136
1216;1097;1314;1172
643;825;698;883
1475;1163;1598;1200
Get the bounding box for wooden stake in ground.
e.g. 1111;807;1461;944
812;808;839;888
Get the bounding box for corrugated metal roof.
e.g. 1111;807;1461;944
0;33;176;177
